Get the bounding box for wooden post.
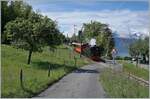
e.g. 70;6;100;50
20;69;23;87
48;65;50;77
64;60;66;65
69;50;71;59
64;60;67;72
128;72;130;79
74;56;77;67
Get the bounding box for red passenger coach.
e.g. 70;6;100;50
72;42;88;53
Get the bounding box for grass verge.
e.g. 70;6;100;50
100;68;149;98
2;44;91;98
118;60;149;80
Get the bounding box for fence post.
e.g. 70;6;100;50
64;60;66;65
69;49;72;59
128;72;130;79
20;69;23;87
74;56;77;67
48;65;50;77
64;60;67;72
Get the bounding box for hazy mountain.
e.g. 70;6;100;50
114;37;135;57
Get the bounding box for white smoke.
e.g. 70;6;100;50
89;38;96;47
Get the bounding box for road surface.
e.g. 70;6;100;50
35;62;108;98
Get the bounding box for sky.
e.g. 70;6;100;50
25;0;149;38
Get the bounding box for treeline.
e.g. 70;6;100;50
129;37;149;65
1;1;66;64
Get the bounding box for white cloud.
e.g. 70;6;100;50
42;10;149;38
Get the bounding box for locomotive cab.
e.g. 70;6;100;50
90;45;101;61
90;45;101;56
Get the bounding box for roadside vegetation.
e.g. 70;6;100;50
100;69;149;98
129;37;149;66
118;60;149;80
2;44;90;97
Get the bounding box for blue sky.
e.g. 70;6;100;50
26;0;149;12
25;0;149;38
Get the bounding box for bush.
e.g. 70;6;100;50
124;56;132;60
115;56;124;60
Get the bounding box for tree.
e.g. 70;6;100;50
82;21;115;58
129;36;149;66
4;12;61;64
71;33;78;42
141;37;149;64
1;1;10;43
1;1;32;44
57;33;66;44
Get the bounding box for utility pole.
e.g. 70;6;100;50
79;30;82;58
79;26;84;58
74;25;77;41
67;33;69;45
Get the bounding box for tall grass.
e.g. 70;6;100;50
118;60;149;80
2;44;90;98
100;69;149;98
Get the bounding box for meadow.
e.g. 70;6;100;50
2;44;91;98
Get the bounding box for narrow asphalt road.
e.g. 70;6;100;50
35;62;108;98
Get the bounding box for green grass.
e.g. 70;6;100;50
2;44;91;98
118;60;149;80
100;69;149;98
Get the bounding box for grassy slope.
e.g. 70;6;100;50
100;69;149;98
2;44;91;98
118;60;149;80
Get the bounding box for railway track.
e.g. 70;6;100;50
125;72;149;87
105;60;149;87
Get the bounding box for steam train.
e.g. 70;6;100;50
72;42;102;62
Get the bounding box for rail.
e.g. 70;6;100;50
125;72;149;87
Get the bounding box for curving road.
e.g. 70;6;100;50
35;62;108;98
